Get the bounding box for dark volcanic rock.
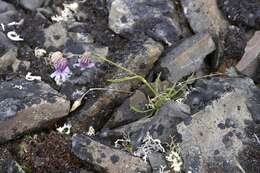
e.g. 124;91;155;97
0;79;70;143
222;26;247;60
218;0;260;29
104;90;149;129
72;134;151;173
108;0;183;46
0;0;17;24
184;77;256;114
156;33;215;83
108;102;190;148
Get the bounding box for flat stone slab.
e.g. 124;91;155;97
178;90;254;173
72;134;151;173
236;31;260;77
158;33;215;83
0;79;70;143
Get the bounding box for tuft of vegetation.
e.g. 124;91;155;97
92;54;223;116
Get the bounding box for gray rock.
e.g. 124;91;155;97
0;32;18;73
0;79;70;143
110;102;190;148
236;31;260;77
180;0;229;68
148;152;170;173
108;0;182;45
0;160;25;173
43;23;68;49
246;88;260;124
184;77;256;114
71;134;151;173
20;0;44;11
218;0;260;29
178;90;256;173
104;90;149;129
69;37;163;132
158;33;215;83
0;0;17;24
180;0;228;35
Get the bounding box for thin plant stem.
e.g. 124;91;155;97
93;54;158;96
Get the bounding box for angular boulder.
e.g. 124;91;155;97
157;33;215;83
108;0;183;46
236;31;260;77
72;134;151;173
178;90;257;173
108;102;191;148
104;90;149;129
181;0;228;35
0;79;70;143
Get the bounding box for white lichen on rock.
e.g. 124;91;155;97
57;123;72;135
134;132;165;162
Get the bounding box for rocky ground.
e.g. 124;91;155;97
0;0;260;173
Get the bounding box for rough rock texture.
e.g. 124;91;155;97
236;31;260;77
247;88;260;124
104;90;148;129
157;33;215;83
43;23;69;49
0;32;18;73
20;0;44;11
148;152;170;173
0;0;17;24
107;102;190;148
180;0;229;68
218;0;260;29
72;134;151;173
0;79;70;143
0;160;25;173
108;0;183;46
178;90;257;173
222;26;247;60
70;37;163;132
184;77;256;114
181;0;229;35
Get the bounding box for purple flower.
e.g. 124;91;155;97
74;52;95;70
50;51;72;85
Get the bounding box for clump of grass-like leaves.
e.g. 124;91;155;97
92;54;222;116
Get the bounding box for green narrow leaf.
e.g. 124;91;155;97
107;76;140;83
130;105;153;114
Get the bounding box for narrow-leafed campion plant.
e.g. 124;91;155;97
50;51;72;85
90;53;223;116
